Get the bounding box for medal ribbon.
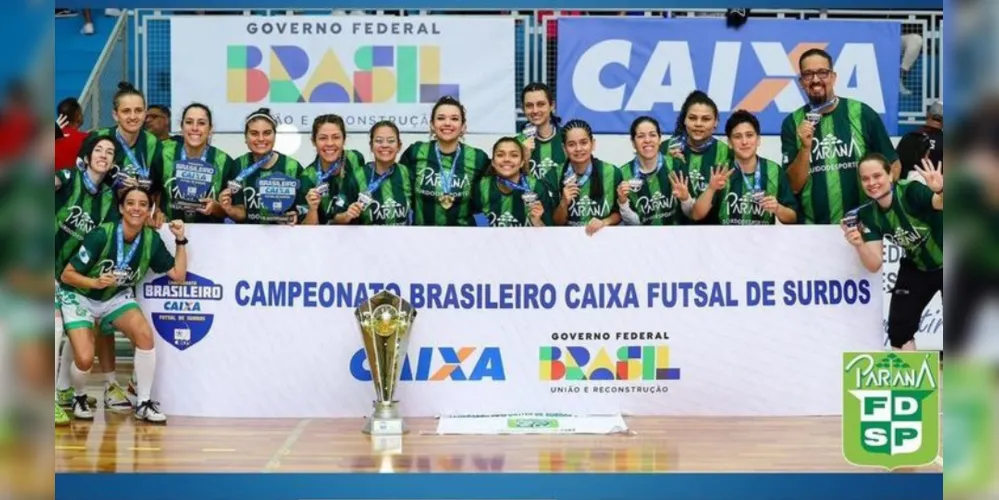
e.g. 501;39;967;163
435;143;462;196
632;154;663;180
115;128;149;178
115;223;142;272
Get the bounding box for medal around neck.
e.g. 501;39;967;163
315;182;330;197
523;124;537;139
439;195;454;209
751;190;766;204
356;290;417;435
628;178;644;191
842;210;859;228
806;112;822;125
358;191;374;208
521;191;538;206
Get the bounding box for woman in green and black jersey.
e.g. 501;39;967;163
81;82;162;196
553;119;622;235
151;103;237;223
660;91;732;224
219;108;311;225
303;114;366;225
58;187;188;423
844;153;943;351
334;121;413;226
690;111;799;225
517;82;563;196
616;116;691;226
401;96;490;226
473;137;553;227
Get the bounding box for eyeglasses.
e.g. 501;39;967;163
799;69;833;82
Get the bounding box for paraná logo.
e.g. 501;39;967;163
842;351;940;470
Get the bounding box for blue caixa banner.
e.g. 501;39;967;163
556;18;900;135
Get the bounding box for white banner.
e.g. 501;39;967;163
882;241;943;350
436;413;629;435
169;16;516;133
141;225;883;419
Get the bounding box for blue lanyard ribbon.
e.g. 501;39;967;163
810;96;839;114
737;157;762;193
435;143;462;195
684;135;715;154
366;163;394;193
115;223;142;271
235;153;273;183
179;145;209;163
76;163;100;194
564;162;593;186
316;157;343;186
632;154;663;180
497;175;531;193
115;129;149;178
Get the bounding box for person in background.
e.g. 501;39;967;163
517;82;563;198
334;121;412;226
401;96;490;226
617;116;690;226
690;111;799;225
473;137;553;227
302;114;366;226
660;90;732;225
151;103;236;223
54;97;87;171
781;48;899;225
844;153;943;351
219;108;310;225
553;119;622;235
896;101;944;182
144;105;178;143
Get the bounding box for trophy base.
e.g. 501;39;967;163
363;401;407;436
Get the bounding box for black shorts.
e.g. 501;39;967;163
886;261;942;348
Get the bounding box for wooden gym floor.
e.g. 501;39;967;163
55;395;944;473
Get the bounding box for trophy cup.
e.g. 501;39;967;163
356;290;417;435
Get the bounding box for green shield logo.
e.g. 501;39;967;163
842;351;940;470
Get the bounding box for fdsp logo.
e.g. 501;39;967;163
556;18;899;134
227;45;460;104
539;345;681;381
350;346;505;382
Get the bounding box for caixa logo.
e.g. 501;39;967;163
143;272;223;351
350;346;506;382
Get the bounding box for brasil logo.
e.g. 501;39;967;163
842;351;940;470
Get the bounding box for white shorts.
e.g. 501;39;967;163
57;286;138;335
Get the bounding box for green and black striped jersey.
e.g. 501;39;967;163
302;150;366;225
711;157;799;226
661;138;732;225
472;174;555;227
618;157;684;226
83;127;163;189
153;140;237;223
231;152;312;225
336;163;413;226
516;128;564;198
401;141;490;226
65;221;175;302
554;158;622;226
781;97;898;224
55;168;120;276
858;180;943;271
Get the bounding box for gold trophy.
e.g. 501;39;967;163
355;290;417;435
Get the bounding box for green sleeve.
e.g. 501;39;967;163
778;168;799;212
293;161;312;222
350;149;366;168
56;169;73;194
148;232;176;275
222;155;239;185
473;148;491;186
863;104;899;163
903;181;935;216
780;114;799;169
470;177;485;215
538;184;556;226
858;209;883;243
69;227;107;275
400;143;417;168
231;156;246;206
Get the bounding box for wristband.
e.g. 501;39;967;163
175;238;189;246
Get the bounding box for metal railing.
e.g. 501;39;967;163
79;12;131;130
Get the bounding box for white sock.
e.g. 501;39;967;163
70;362;91;397
103;371;117;386
56;340;74;391
133;347;156;404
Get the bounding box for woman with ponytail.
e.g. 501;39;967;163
518;83;564;197
81;82;162;195
303;114;366;225
616;116;691;226
553;119;622;235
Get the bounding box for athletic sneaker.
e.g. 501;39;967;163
72;395;94;420
104;382;132;411
57;388;96;408
135;400;167;424
126;379;138;407
55;403;70;426
55;9;78;17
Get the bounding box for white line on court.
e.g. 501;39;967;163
264;419;312;472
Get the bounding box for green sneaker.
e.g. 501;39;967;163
55;403;70;426
57;388;96;408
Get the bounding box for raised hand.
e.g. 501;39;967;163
709;165;733;190
914;157;943;193
668;171;690;201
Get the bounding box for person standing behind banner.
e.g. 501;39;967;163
660;91;732;225
517;82;564;197
402;96;490;226
80;82;162;196
219;108;311;225
843;153;943;351
782;48;899;225
334;121;412;226
690;111;799;225
151;103;236;224
303;114;365;226
896;101;944;182
617;116;691;226
473;137;554;227
553;119;622;235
